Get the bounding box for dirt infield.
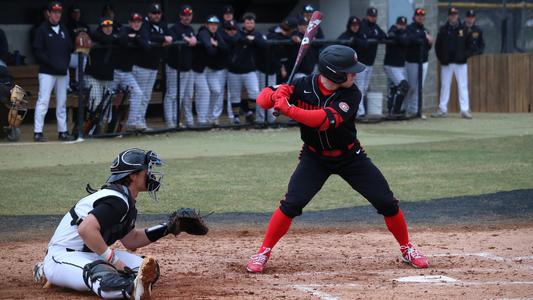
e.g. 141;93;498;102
2;190;533;299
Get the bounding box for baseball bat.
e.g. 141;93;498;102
273;10;323;117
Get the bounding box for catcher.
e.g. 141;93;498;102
0;66;28;142
33;148;208;299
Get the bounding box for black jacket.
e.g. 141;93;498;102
435;21;468;65
265;26;292;77
465;24;485;57
406;22;432;63
167;22;195;71
115;26;150;72
226;28;267;74
85;28;117;81
33;22;73;75
193;26;229;72
66;19;90;44
136;19;170;70
384;25;409;67
358;19;387;66
338;30;369;63
0;28;7;64
288;30;318;75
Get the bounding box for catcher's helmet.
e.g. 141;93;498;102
318;45;365;84
107;148;163;199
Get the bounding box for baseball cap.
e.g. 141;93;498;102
466;9;476;17
48;1;63;12
223;20;237;30
130;12;143;22
99;17;114;27
303;4;315;13
242;12;256;21
414;8;426;16
206;15;220;24
222;5;234;14
396;16;407;25
149;3;162;14
180;4;193;16
448;6;459;15
348;16;360;25
367;7;378;17
281;16;298;30
297;16;308;26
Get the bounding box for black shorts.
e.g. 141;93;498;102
279;145;399;218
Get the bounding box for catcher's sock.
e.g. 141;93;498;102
384;208;409;246
259;208;292;255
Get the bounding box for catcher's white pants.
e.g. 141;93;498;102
34;73;69;133
383;65;407;86
164;66;194;128
206;68;226;123
256;71;276;124
43;246;143;299
132;66;158;128
193;70;210;124
113;70;143;128
438;63;470;113
405;62;428;114
354;65;373;116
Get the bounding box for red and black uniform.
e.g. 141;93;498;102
257;74;399;218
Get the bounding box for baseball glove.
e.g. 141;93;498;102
75;32;92;55
167;208;209;236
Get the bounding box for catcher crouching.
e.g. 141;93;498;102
33;148;208;299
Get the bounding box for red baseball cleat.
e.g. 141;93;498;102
400;242;429;268
246;247;271;273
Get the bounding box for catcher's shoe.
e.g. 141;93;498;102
131;257;159;300
246;247;271;273
400;243;429;269
33;261;47;285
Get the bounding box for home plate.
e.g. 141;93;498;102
394;275;459;283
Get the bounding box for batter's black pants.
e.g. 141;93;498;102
279;146;399;218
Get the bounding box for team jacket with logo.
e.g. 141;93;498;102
406;22;432;63
384;25;409;67
167;22;195;71
48;184;137;252
465;24;485;57
137;19;170;70
288;74;361;151
358;19;387;66
435;21;469;65
116;26;150;72
33;21;73;75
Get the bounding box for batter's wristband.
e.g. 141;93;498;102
100;247;118;264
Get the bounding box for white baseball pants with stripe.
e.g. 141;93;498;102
354;65;373;116
206;68;226;123
113;70;144;128
256;71;276;124
383;65;407;86
193;71;210;125
34;73;69;133
227;71;260;118
132;65;158;128
164;66;194;128
438;63;470;113
84;75;115;111
43;246;143;299
405;62;428;114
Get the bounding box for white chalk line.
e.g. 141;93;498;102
291;284;359;300
0;137;85;146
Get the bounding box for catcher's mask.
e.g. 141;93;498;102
8;85;28;128
107;148;163;201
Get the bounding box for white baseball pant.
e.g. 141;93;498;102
193;70;210;125
438;63;470;113
132;65;158;128
405;62;428;114
206;68;226;124
354;65;373;116
164;66;194;128
113;70;144;128
34;73;69;133
256;71;276;124
227;71;260;120
383;65;407;86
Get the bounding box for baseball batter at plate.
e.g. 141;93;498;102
247;45;429;273
33;148;208;299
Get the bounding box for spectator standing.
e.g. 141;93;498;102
32;2;73;142
289;17;319;79
464;9;485;57
165;4;196;128
433;7;472;119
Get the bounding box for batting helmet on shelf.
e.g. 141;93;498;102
318;45;365;84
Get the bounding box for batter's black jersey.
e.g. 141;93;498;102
384;25;409;67
289;74;361;151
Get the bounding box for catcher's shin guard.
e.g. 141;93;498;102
82;260;136;298
386;83;397;116
393;80;409;114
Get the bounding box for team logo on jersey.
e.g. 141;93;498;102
472;32;479;38
339;102;350;112
458;29;463;37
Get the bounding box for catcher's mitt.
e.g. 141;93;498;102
167;208;209;236
75;32;92;55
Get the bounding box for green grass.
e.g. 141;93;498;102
1;113;532;215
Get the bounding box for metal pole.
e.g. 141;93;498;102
264;44;270;125
176;44;181;129
76;52;84;139
417;42;424;118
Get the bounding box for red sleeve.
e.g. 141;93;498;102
285;107;343;131
257;87;275;109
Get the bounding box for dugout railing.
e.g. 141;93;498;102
75;38;426;139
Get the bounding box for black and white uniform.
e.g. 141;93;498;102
405;22;432;114
114;26;149;129
42;185;143;299
435;21;470;113
356;19;386;116
134;19;169;128
84;28;117;111
383;25;409;85
32;21;73;134
204;29;229;125
226;28;266;122
165;22;195;128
